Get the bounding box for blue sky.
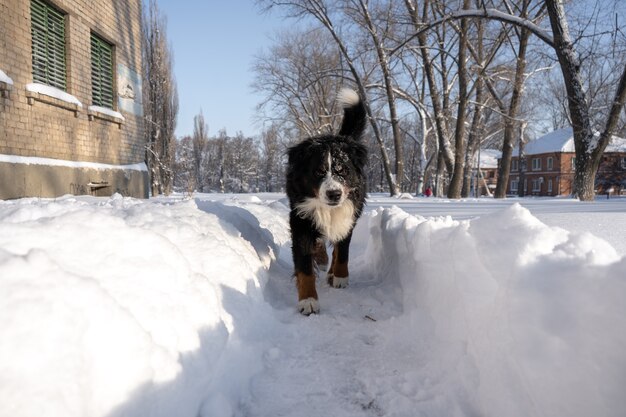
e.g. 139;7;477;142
155;0;287;139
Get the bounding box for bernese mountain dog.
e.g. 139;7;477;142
286;88;367;315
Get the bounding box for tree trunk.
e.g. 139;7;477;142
462;81;486;197
544;0;595;200
494;27;530;198
405;0;454;178
447;0;471;199
517;122;527;197
358;0;402;194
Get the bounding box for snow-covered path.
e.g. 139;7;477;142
1;194;625;417
202;196;625;417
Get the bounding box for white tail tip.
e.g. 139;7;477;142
337;88;360;108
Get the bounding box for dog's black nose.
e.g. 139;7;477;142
326;189;342;203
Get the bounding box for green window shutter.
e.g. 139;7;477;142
31;0;66;90
91;34;114;109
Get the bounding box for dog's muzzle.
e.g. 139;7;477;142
325;189;343;205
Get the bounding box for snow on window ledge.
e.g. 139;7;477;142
0;69;13;86
25;83;82;115
0;69;13;98
0;153;148;172
88;105;125;125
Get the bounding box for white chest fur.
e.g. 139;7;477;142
295;198;356;243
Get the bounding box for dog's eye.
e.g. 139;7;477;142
315;168;326;177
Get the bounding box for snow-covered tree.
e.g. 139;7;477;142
143;0;178;196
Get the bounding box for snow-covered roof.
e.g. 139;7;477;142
606;135;626;152
522;128;575;155
517;128;626;155
473;149;501;168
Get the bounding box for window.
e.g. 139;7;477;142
571;157;576;171
91;33;114;109
548;178;553;194
532;178;541;192
621;157;626;170
511;159;518;172
547;157;553;170
532;158;541;171
31;0;66;90
511;179;518;192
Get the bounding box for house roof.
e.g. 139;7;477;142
474;149;501;168
517;128;626;155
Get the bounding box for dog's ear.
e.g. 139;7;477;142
348;143;368;172
287;140;309;168
287;140;320;174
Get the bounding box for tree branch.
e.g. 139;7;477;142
389;8;554;57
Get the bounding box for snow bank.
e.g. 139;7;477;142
364;203;626;417
1;194;624;417
0;195;277;417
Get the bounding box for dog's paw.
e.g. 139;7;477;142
327;273;349;288
297;297;320;316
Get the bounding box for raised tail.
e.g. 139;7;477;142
337;88;367;140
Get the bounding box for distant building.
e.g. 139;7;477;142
499;128;626;197
472;149;500;196
0;0;148;199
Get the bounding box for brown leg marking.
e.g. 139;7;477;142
312;239;329;268
296;272;317;300
296;272;319;315
333;259;349;278
327;246;349;287
327;246;338;284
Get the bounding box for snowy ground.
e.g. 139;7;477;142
1;193;624;417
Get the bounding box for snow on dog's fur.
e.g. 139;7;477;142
286;88;367;315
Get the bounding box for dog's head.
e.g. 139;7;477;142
287;137;367;208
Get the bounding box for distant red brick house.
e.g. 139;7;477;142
499;128;626;197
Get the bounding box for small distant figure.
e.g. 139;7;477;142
607;187;614;199
424;186;432;197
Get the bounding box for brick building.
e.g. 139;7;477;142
0;0;148;199
500;128;626;197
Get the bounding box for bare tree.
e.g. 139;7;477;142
143;0;178;196
351;0;403;194
192;111;209;191
445;0;472;198
259;124;286;192
404;0;454;197
173;135;195;196
257;0;398;195
546;0;626;200
393;0;626;201
252;28;345;137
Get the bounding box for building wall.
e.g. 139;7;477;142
501;152;625;197
505;152;575;197
596;153;626;195
0;0;148;199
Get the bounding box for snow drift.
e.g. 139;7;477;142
363;204;625;417
0;194;624;417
